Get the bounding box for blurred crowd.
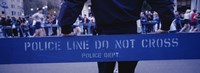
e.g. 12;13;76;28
138;9;200;33
139;10;160;33
0;9;200;38
0;13;96;38
178;9;200;32
0;14;58;38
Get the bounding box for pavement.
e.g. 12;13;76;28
0;59;200;73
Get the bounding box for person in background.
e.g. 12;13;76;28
146;11;154;33
82;14;90;35
174;11;183;32
44;15;50;36
11;17;18;37
58;0;175;73
0;17;8;37
0;15;1;25
153;11;160;31
71;24;82;36
180;9;191;32
27;17;35;36
21;17;30;37
32;8;45;37
51;15;58;36
17;17;25;37
88;14;96;35
140;12;147;33
5;16;12;37
196;13;200;31
189;9;198;32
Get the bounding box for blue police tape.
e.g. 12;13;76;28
0;33;200;64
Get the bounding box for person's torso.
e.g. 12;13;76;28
12;20;17;25
191;13;197;22
91;0;143;25
1;20;7;26
90;0;145;34
6;19;12;26
33;13;44;22
184;13;190;19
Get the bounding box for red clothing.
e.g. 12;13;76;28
191;13;198;22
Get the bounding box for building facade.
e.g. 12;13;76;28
0;0;24;17
82;0;200;16
175;0;200;12
82;0;91;17
23;0;61;16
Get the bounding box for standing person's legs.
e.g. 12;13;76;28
83;26;88;34
33;29;40;37
19;26;24;37
83;26;86;34
146;24;151;33
176;22;182;32
97;21;139;73
52;27;57;35
141;23;146;33
44;27;49;36
193;26;198;32
40;28;46;36
88;23;91;34
2;28;7;37
98;62;116;73
12;28;18;37
180;19;190;32
29;26;35;36
118;61;138;73
179;24;186;32
5;29;12;37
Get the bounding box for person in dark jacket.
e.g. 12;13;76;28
58;0;175;73
5;16;12;37
0;17;7;37
82;14;90;34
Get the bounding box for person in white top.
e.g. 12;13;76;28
180;9;191;32
32;8;46;37
88;15;96;35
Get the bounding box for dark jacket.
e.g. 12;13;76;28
0;18;7;26
58;0;175;34
5;18;12;26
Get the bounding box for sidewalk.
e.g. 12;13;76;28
0;60;200;73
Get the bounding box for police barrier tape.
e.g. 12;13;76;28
0;33;200;64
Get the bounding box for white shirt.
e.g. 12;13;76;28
184;13;191;19
32;12;44;22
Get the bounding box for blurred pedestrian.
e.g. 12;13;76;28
0;17;7;37
180;9;191;32
189;9;198;32
174;11;182;31
5;16;12;37
32;8;46;37
89;14;96;35
82;14;90;35
140;12;147;33
51;15;58;36
11;17;18;37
